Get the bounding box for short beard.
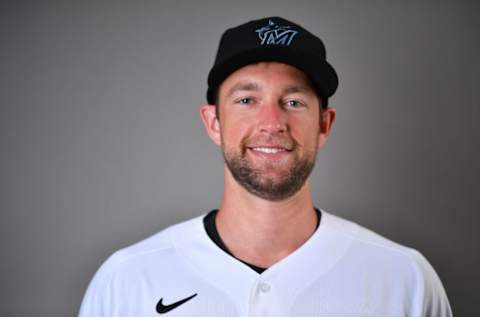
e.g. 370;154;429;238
222;145;317;201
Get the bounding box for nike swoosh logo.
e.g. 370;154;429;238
156;293;197;314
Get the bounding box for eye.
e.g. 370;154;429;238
285;99;304;108
237;97;253;105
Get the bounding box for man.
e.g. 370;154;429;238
79;17;452;316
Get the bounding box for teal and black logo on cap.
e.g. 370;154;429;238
255;19;298;46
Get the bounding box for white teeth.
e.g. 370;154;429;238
252;147;286;154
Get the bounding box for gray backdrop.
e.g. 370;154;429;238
1;1;479;316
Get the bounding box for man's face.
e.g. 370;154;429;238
211;62;329;201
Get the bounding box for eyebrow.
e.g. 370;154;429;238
224;82;314;99
225;81;261;98
282;85;313;95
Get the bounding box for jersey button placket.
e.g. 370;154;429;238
259;282;271;293
249;280;273;317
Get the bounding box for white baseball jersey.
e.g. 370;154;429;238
79;210;452;316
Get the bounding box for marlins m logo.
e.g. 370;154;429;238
255;20;298;46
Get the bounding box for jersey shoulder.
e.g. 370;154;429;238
323;210;422;259
98;214;203;272
321;210;452;316
78;215;205;317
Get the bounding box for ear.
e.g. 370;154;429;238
200;104;221;146
317;107;336;149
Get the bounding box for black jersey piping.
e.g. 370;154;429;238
203;208;322;274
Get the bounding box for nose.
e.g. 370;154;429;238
257;101;287;134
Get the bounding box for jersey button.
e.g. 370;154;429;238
259;282;271;293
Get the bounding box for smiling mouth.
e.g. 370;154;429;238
250;147;290;154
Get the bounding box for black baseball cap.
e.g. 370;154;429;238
206;16;338;107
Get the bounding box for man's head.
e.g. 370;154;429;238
200;17;338;201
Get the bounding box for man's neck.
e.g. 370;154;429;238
216;172;318;269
